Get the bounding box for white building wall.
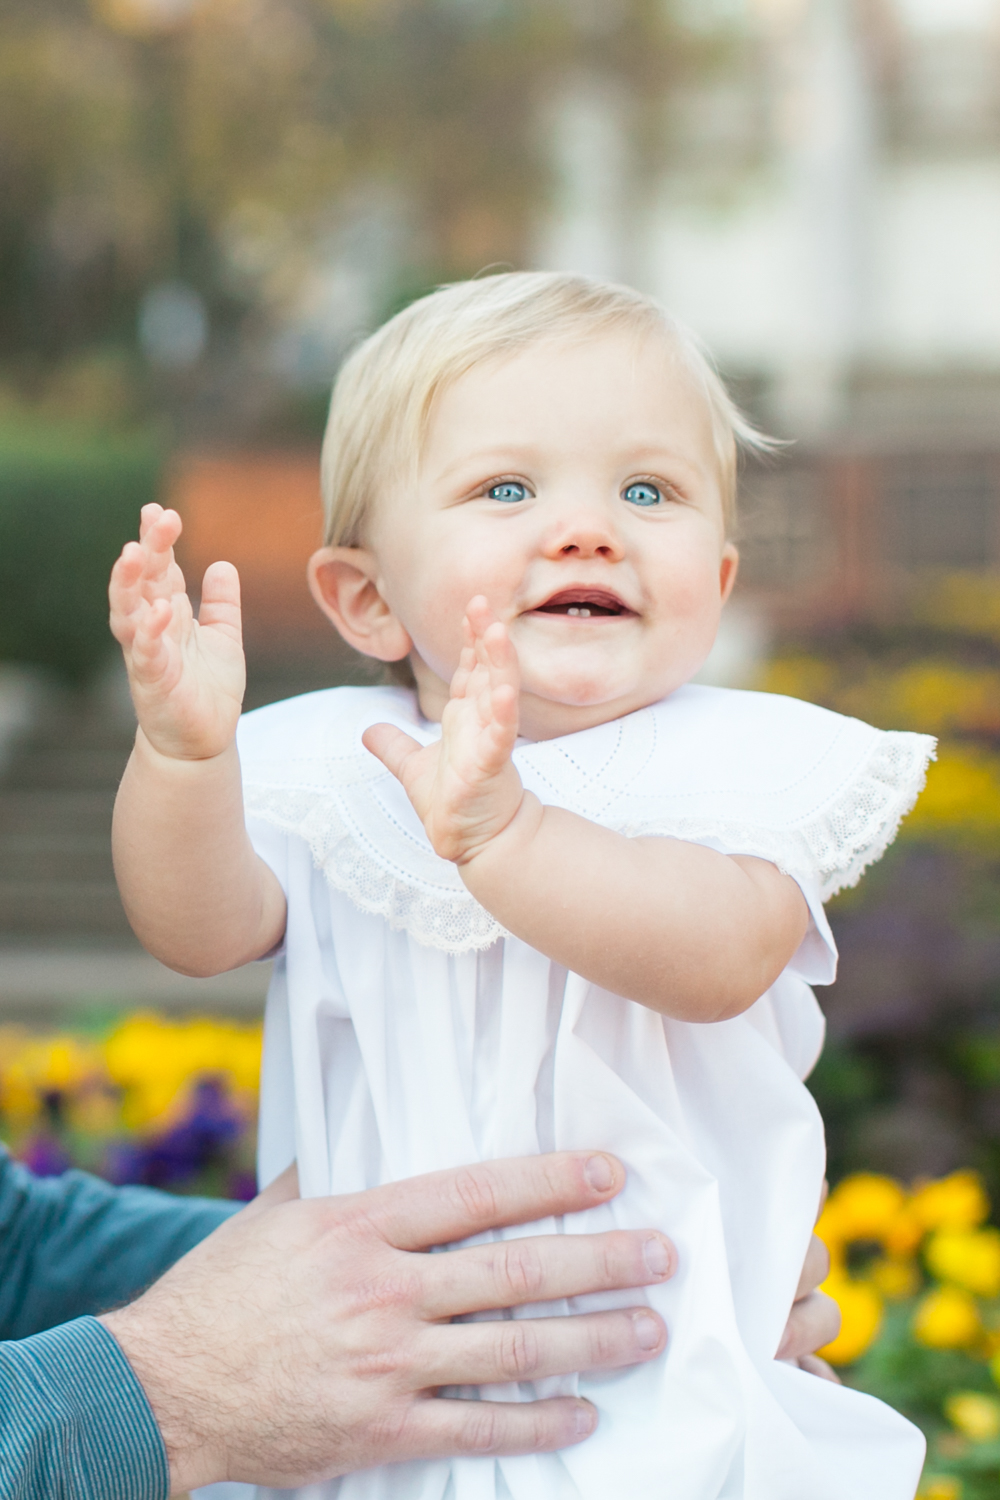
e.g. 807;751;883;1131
539;0;1000;438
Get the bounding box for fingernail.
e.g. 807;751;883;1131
584;1154;615;1193
573;1403;597;1437
643;1236;672;1278
633;1312;662;1351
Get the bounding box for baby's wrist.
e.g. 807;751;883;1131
456;791;545;896
134;725;238;773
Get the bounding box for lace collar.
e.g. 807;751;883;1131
238;685;935;953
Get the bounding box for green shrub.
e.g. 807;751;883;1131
0;421;165;683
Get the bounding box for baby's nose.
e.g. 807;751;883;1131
546;518;624;561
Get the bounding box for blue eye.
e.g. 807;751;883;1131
488;481;528;503
623;481;662;507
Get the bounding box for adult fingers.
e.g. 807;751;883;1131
421;1306;666;1388
794;1233;830;1301
776;1289;840;1362
797;1353;842;1384
359;1152;625;1253
404;1394;597;1461
420;1229;675;1320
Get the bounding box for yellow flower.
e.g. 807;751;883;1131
0;1028;105;1126
913;1286;982;1350
926;1228;1000;1298
102;1014;263;1132
882;1207;925;1259
758;657;837;707
905;751;1000;837
944;1392;1000;1443
818;1273;883;1365
818;1174;908;1246
876;663;1000;738
869;1256;921;1300
919;1479;962;1500
911;1172;990;1233
919;572;1000;641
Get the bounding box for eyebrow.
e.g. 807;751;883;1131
429;446;547;485
429;441;711;488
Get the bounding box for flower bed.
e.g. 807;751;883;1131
0;1012;261;1200
819;1170;1000;1499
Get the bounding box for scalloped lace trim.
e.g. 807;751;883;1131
244;785;507;953
243;731;934;954
620;732;934;899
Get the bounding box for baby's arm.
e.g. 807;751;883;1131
364;600;808;1023
109;505;286;976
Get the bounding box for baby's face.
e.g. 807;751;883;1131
368;329;737;739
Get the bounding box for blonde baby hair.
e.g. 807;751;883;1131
319;270;773;546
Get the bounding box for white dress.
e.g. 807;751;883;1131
236;683;934;1500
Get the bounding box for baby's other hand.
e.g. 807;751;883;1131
363;597;525;864
109;504;245;761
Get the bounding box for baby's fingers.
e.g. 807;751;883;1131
198;560;242;643
362;723;426;789
463;599;520;703
128;596;176;680
109;542;153;644
139;506;185;596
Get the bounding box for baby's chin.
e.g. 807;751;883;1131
515;674;680;740
517;645;711;732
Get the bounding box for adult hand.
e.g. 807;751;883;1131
776;1198;842;1381
101;1152;675;1495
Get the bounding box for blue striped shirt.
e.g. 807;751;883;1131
0;1317;168;1499
0;1147;238;1498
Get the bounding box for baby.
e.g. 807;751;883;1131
110;273;932;1500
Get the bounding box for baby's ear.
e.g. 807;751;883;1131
307;547;413;663
719;543;739;604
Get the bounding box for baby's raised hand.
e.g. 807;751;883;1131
109;504;245;761
363;597;525;865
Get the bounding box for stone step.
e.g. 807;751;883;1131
0;836;115;882
3;745;130;792
0;944;269;1019
0;790;115;835
0;881;131;937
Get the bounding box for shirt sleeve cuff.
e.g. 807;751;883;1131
0;1317;169;1500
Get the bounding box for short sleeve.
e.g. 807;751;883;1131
783;873;837;987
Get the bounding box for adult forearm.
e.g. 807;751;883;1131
0;1319;168;1500
460;798;809;1020
0;1145;236;1340
112;731;286;974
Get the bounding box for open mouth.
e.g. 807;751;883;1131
532;588;633;619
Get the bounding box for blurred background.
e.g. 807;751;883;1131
5;0;1000;1396
8;0;1000;1475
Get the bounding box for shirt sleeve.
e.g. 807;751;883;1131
0;1146;239;1340
0;1316;169;1500
782;872;838;988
